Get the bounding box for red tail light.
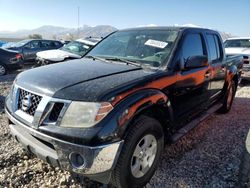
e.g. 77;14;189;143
15;54;22;59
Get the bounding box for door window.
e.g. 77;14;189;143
41;41;51;48
182;33;205;62
214;35;223;60
206;34;222;63
28;41;40;49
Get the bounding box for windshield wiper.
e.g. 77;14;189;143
84;55;110;63
105;57;142;68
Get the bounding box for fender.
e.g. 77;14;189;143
226;65;238;86
116;89;168;127
94;89;174;143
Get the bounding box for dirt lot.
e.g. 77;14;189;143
0;73;250;188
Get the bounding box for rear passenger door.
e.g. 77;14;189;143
205;33;226;100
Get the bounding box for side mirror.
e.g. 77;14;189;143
185;55;208;69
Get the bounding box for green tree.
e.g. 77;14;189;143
28;34;43;39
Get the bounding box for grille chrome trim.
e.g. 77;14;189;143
18;89;42;116
12;84;71;128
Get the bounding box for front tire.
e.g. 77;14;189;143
0;63;7;76
111;116;164;188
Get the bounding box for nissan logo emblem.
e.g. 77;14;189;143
21;94;32;111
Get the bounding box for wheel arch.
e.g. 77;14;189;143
115;89;174;142
0;61;8;75
222;65;239;94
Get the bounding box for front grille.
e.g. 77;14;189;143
18;89;42;116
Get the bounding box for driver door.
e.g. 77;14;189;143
171;32;211;126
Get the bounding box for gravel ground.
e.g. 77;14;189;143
0;73;250;188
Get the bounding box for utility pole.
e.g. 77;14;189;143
77;6;80;38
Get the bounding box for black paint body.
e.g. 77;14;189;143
7;27;243;146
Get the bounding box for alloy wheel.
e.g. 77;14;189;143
130;134;157;178
0;65;6;76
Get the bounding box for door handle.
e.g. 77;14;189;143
205;72;211;78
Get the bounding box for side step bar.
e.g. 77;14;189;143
170;103;223;143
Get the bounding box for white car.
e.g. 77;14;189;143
224;37;250;80
35;37;101;66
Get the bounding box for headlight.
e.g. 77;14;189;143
60;102;113;128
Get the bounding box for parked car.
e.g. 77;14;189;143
238;129;250;187
5;39;63;63
5;27;243;187
224;37;250;80
35;37;101;66
0;48;23;75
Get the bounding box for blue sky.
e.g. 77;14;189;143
0;0;249;36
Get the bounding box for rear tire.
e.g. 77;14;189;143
218;81;236;114
111;116;164;188
0;63;7;76
238;148;250;188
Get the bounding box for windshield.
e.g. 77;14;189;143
224;39;250;48
10;39;31;48
61;41;91;56
87;29;179;68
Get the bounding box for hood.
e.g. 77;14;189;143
15;58;143;98
36;49;81;62
0;48;19;54
225;47;250;56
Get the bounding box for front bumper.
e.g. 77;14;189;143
7;60;23;70
246;130;250;154
6;109;123;177
242;64;250;80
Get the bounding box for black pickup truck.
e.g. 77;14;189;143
5;27;243;187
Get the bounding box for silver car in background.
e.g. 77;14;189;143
35;37;101;66
224;37;250;80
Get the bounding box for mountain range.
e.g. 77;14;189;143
0;24;234;41
0;25;118;40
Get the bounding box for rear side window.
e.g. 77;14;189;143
206;34;222;62
25;41;40;49
182;33;204;61
41;41;51;48
214;35;223;60
54;41;62;47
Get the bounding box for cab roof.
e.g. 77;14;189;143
120;26;217;33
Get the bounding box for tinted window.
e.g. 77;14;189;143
54;41;62;47
214;35;223;60
206;34;222;62
206;34;217;61
41;41;51;48
25;41;40;49
182;34;204;61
